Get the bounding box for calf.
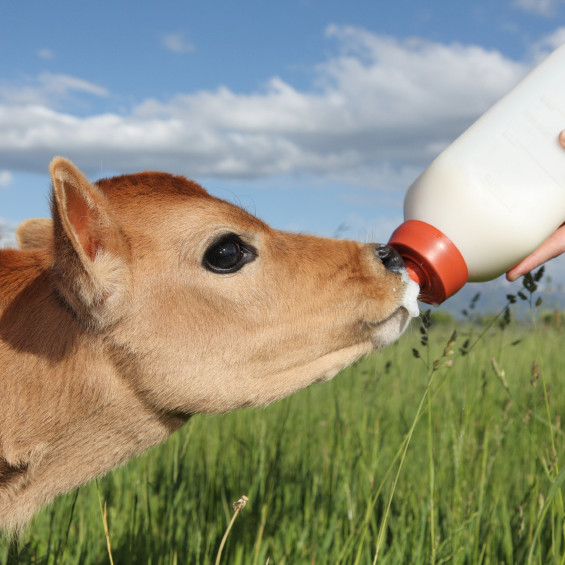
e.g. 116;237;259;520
0;158;419;531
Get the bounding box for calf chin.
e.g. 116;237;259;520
371;277;420;349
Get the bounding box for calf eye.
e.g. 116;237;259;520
203;234;256;274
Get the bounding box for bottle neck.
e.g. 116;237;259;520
388;220;468;305
403;261;428;297
402;257;445;306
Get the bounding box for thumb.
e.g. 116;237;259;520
507;131;565;281
506;223;565;281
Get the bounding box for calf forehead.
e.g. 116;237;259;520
96;171;267;232
95;172;210;202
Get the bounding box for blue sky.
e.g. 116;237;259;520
2;0;565;303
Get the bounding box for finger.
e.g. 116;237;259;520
507;223;565;281
507;133;565;282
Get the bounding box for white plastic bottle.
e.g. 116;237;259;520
389;42;565;305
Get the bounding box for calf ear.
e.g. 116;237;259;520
50;157;130;328
16;218;53;250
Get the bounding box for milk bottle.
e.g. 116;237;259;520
388;42;565;304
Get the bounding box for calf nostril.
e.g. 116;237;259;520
375;244;405;273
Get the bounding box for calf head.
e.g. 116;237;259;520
0;157;419;530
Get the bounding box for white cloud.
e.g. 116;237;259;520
513;0;564;16
0;218;16;248
0;26;556;186
162;33;195;54
530;27;565;61
0;72;108;108
0;171;12;188
37;48;55;60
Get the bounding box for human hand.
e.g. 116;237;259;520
506;221;565;281
506;130;565;282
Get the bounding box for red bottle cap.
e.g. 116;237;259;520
388;220;468;305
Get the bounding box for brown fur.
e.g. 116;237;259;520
16;218;53;251
0;157;419;532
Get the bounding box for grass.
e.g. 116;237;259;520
2;271;565;564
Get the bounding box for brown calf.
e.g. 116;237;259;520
0;158;419;531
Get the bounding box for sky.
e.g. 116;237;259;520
2;0;565;309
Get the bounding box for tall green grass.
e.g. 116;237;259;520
2;272;565;564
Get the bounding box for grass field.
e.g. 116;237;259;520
2;272;565;564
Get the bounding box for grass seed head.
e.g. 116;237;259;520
233;495;248;513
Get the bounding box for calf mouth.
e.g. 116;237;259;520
367;271;420;350
399;272;420;319
373;243;420;317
